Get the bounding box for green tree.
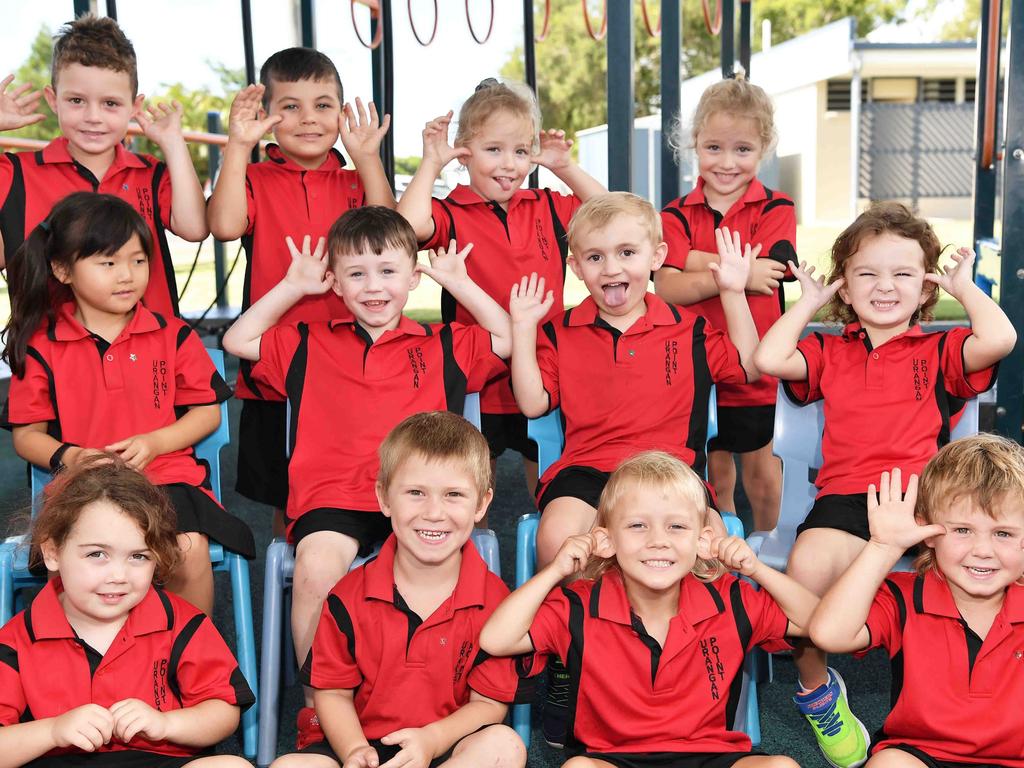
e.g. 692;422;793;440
9;25;58;142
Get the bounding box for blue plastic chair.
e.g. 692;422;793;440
255;394;495;767
0;349;258;760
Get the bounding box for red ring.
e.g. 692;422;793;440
701;0;722;35
535;0;551;42
408;0;438;46
641;0;661;37
581;0;607;41
350;0;383;49
465;0;495;44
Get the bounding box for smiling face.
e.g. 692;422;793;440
267;76;342;169
695;111;764;211
331;245;419;341
53;233;149;324
459;109;535;208
41;499;157;629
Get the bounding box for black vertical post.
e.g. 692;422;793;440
207;112;228;310
972;0;1002;259
300;0;316;48
370;0;395;191
73;0;91;17
660;0;681;207
997;0;1024;443
240;0;259;162
720;0;735;77
105;0;117;19
608;2;634;192
524;0;539;189
739;0;751;76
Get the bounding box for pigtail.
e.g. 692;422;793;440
2;222;62;378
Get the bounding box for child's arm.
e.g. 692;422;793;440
753;260;844;381
379;692;507;768
656;251;787;306
0;704;114;767
313;688;379;768
222;235;334;361
396;111;471;242
927;247;1017;372
480;531;612;656
11;423;107;471
418;240;512;359
108;697;238;749
207;85;282;241
339;97;395;209
508;273;555;418
103;404;220;471
531;129;605;201
712;227;760;381
0;75;44;132
710;536;819;636
134;100;209;241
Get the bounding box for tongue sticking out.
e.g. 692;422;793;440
603;283;628;307
495;177;513;192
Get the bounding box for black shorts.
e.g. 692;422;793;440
797;493;871;541
879;744;1006;768
708;405;776;454
572;750;763;768
24;749;213;768
537;465;611;512
164;483;256;559
481;411;538;462
236;398;289;509
295;726;492;765
289;508;393;557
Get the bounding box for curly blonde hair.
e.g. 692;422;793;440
453;78;541;154
670;71;775;162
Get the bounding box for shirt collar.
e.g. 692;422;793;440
26;579;174;642
566;293;683;331
918;569;1024;624
41;136;150;172
362;534;489;610
327;314;431;339
679;176;767;210
264;143;347;172
590;569;725;627
446;184;540;211
47;301;166;343
840;321;926;343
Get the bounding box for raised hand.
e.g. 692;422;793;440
340;97;391;162
532;128;573;171
925;246;976;301
710;535;758;576
550;530;612;579
0;74;44;132
867;469;945;552
226;84;282;149
710;226;757;294
418;239;472;287
50;704;114;752
283;235;334;295
378;726;438;768
109;698;168;744
789;260;844;310
509;272;555;327
747;256;787;296
421;111;471;169
133;100;186;148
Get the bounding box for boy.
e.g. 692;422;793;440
510;190;761;747
810;435;1024;768
222;206;509;749
270;411;530;768
207;47;394;536
0;15;207;317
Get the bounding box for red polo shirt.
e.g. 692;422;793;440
860;571;1024;766
2;302;232;493
0;137;179;317
528;569;791;754
303;535;534;739
423;184;580;413
661;177;796;407
784;324;996;497
236;144;362;400
251;317;506;537
0;579;254;759
535;293;747;495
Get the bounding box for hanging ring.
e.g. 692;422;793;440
701;0;722;35
535;0;551;42
408;0;438;46
581;0;607;42
641;0;661;37
465;0;495;44
351;0;383;49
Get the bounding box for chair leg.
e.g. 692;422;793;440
227;552;259;760
258;540;287;768
512;514;539;747
0;545;14;626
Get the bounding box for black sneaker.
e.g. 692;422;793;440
542;658;570;749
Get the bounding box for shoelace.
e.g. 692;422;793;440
808;698;844;738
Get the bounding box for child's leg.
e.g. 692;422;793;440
269;754;340;768
185;757;257;767
865;749;930;768
442;724;526;768
732;756;800;768
561;759;618;768
708;449;739;513
166;532;213;614
537;496;599;569
738;443;782;533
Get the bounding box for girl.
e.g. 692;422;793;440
0;456;254;767
753;202;1015;768
2;192;254;615
397;77;604;498
655;74;796;534
480;451;817;768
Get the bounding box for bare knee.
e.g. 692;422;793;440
450;724;525;768
536;498;597;568
786;529;864;596
866;748;928;768
269;754;339;768
176;533;211;575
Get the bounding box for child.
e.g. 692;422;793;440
221;206;510;749
208;47;394;535
480;450;816;767
0;456;254;768
270;411;530;767
754;201;1016;768
656;74;796;533
2;193;254;616
0;14;208;317
397;78;604;493
810;434;1024;768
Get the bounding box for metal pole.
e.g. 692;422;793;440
720;0;735;77
739;0;751;76
660;0;682;207
607;2;634;192
73;0;92;17
105;0;117;19
240;0;259;163
972;0;1002;260
370;1;395;191
996;0;1024;443
524;0;539;189
849;55;862;220
207;112;228;310
300;0;316;48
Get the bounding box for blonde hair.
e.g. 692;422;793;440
567;192;663;256
377;411;492;499
584;451;724;581
454;78;542;153
913;433;1024;574
672;71;775;162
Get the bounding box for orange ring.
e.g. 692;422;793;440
408;0;438;46
535;0;551;42
350;0;383;49
701;0;722;35
581;0;607;41
641;0;661;37
465;0;495;44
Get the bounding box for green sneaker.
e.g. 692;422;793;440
793;667;869;768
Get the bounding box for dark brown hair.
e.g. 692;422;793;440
327;205;418;266
52;14;138;96
30;454;180;583
259;47;343;108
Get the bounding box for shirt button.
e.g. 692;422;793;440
628;350;636;356
872;352;879;360
106;354;114;361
